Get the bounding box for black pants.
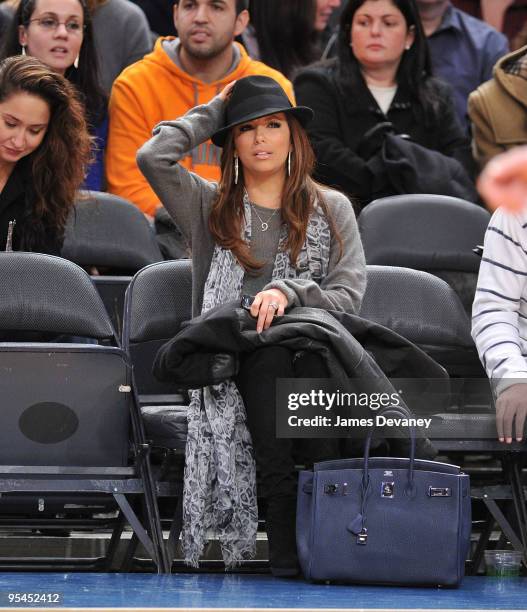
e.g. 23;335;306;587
236;345;339;499
235;346;339;572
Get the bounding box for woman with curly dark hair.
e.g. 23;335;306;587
0;55;91;253
0;0;106;190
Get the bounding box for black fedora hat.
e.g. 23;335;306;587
211;75;314;147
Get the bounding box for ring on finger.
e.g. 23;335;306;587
268;302;279;311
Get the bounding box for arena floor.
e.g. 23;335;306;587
0;574;525;611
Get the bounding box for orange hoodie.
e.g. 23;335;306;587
107;38;295;216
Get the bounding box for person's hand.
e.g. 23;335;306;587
218;81;236;102
478;146;527;212
495;383;527;443
250;288;288;333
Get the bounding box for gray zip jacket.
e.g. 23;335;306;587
136;96;367;317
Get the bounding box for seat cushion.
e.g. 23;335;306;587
141;405;188;450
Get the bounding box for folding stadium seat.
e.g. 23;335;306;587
358;194;491;312
360;265;526;571
0;252;168;572
61;191;164;335
122;259;192;565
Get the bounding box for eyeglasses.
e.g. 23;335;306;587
28;17;85;34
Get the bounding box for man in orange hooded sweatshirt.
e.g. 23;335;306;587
107;0;294;218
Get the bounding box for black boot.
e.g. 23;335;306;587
265;495;300;578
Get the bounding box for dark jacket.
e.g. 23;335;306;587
154;302;445;384
0;160;63;255
294;59;474;207
367;131;479;203
154;303;445;458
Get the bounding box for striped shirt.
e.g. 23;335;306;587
472;208;527;395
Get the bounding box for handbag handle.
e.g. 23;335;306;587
362;405;417;493
349;405;418;544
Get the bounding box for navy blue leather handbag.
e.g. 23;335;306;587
297;408;471;586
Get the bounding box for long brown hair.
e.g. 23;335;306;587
0;55;91;249
209;115;342;272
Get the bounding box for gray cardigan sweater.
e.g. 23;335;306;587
137;96;367;317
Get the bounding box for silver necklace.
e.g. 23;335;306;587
244;188;281;231
251;203;280;232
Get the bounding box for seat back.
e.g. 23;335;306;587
0;252;115;340
62;191;163;272
0;253;130;466
0;345;130;466
358;195;491;312
123;259;192;395
61;191;164;333
360;265;482;378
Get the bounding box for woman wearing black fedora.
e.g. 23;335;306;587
137;75;366;576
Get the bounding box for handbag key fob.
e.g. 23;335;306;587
357;528;368;545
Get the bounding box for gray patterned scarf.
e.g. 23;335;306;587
182;191;332;568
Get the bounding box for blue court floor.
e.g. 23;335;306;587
0;574;525;610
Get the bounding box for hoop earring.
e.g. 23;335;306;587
287;151;291;177
234;155;239;185
21;45;26;56
74;54;79;69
